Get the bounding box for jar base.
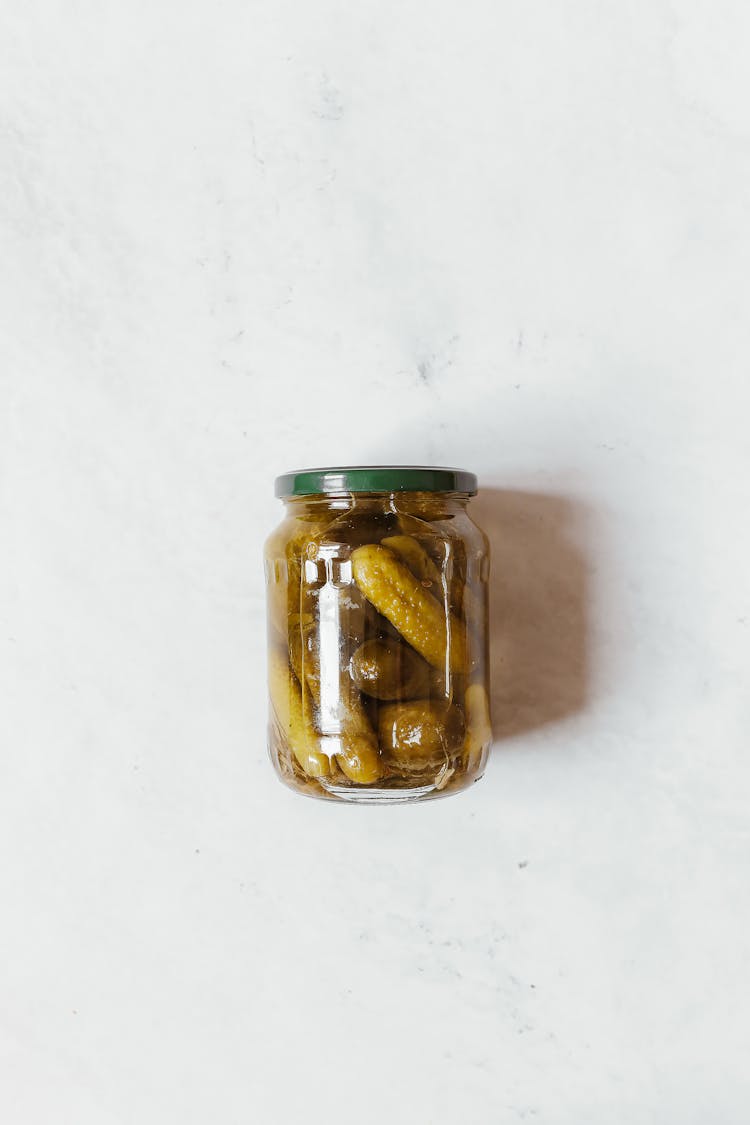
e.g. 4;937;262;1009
317;775;480;804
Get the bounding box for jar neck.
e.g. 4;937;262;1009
283;491;471;519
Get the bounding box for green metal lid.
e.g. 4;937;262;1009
275;465;478;498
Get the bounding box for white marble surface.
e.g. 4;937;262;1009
1;3;749;1122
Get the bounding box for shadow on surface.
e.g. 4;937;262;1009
471;489;590;742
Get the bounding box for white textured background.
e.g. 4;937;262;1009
1;3;749;1123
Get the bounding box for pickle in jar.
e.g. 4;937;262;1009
267;647;331;778
380;535;443;590
378;700;465;769
350;637;430;701
351;544;467;672
462;682;492;771
291;556;383;785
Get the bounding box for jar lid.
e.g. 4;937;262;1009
275;465;478;498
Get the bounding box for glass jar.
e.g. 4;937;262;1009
264;467;491;803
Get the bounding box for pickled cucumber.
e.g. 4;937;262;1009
288;626;304;686
333;700;382;784
267;646;294;734
267;647;330;778
381;535;443;591
462;683;492;770
378;700;465;768
393;493;453;523
350;638;430;701
265;517;332;639
351;544;466;672
290;618;382;785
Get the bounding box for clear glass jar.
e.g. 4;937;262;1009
264;467;491;803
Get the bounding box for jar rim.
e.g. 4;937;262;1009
274;466;478;498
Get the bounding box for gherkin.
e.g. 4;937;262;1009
351;544;466;672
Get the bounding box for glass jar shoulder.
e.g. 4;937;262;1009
263;506;339;560
425;507;489;555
